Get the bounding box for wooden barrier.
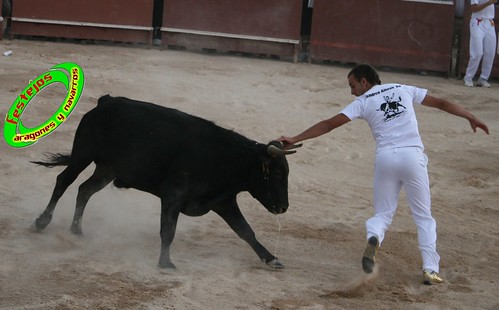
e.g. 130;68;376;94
161;0;302;62
10;0;154;45
310;0;455;74
6;0;466;72
0;2;4;41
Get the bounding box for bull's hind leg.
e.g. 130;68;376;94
70;164;115;235
33;163;90;231
158;194;182;269
213;199;284;269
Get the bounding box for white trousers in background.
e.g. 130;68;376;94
366;147;440;273
465;18;497;82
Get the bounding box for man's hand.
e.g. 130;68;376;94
277;136;299;149
469;117;490;134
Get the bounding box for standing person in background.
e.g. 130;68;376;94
278;64;489;285
463;0;497;87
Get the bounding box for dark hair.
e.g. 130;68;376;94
348;64;381;85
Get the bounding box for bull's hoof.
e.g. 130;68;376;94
70;224;83;236
266;258;285;269
158;260;177;269
32;212;53;231
30;221;40;232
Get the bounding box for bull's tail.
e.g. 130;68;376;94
31;153;72;168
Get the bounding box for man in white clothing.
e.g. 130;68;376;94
464;0;497;87
278;64;489;285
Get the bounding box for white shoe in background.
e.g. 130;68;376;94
463;79;474;87
477;78;491;88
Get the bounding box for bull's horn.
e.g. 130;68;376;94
288;143;303;150
267;143;302;156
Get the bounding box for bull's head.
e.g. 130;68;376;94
250;141;301;214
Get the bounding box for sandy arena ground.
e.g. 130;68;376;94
0;39;498;310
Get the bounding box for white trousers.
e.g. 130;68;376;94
366;147;440;273
464;18;497;81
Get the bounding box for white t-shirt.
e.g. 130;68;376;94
340;84;428;153
471;0;495;19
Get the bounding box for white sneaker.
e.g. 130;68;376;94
477;78;491;88
463;79;474;87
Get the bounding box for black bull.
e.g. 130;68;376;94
32;95;300;269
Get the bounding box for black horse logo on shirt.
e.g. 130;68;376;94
377;93;406;121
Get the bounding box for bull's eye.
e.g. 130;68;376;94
271;170;283;179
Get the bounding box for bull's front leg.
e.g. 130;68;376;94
158;196;181;269
213;199;284;269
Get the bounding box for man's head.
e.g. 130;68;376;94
348;64;381;96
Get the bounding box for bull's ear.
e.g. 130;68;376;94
267;141;301;156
